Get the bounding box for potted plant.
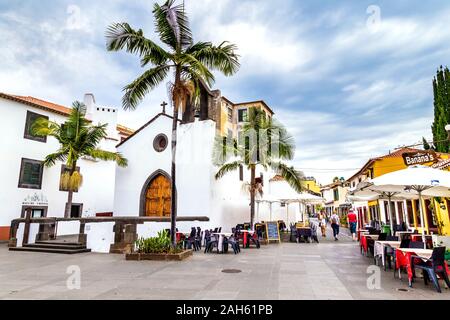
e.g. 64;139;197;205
126;230;193;261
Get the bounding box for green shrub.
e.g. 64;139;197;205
134;230;183;254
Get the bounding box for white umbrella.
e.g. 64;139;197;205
357;165;450;247
256;195;280;221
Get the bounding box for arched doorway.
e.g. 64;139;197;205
143;173;171;217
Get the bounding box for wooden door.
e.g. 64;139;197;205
145;175;171;217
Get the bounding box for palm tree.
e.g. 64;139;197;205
214;107;303;227
106;0;240;246
32;101;128;218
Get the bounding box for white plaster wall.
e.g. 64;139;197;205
13;222;39;246
85;222;115;253
56;221;80;236
15;223;24;247
28;223;40;244
0;97;118;230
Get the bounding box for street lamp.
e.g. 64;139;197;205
446;124;450;139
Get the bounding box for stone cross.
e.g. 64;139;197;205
161;101;168;114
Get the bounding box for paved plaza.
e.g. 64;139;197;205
1;226;449;300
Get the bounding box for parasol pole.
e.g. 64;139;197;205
286;202;289;225
256;201;260;223
387;193;394;236
269;202;273;221
417;189;427;249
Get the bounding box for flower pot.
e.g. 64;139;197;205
125;249;193;261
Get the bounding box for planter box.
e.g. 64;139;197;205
125;249;193;261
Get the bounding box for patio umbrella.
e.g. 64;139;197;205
256;195;280;221
349;188;418;231
355;165;450;247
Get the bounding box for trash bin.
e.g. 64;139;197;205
382;225;391;235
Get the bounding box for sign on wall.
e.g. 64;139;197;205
402;151;438;166
22;193;48;206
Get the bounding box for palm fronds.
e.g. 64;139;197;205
88;149;128;167
270;162;304;193
122;65;171;110
215;161;242;180
106;22;169;65
153;0;193;51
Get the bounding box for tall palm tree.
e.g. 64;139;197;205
106;0;239;246
214;107;303;227
32;101;128;218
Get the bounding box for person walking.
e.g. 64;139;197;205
318;211;327;237
347;210;357;241
330;211;340;241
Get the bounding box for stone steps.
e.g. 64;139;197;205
9;237;91;254
9;246;91;254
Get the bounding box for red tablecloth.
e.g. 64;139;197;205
395;249;450;283
360;235;368;254
176;232;184;243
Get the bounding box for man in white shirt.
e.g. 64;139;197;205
330;212;340;241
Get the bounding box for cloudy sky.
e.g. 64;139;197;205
2;0;450;184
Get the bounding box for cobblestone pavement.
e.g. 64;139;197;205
0;224;449;300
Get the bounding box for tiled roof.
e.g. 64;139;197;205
269;174;284;182
116;124;135;136
346;147;449;182
1;92;134;137
1;93;71;116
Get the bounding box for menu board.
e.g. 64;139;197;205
265;221;280;243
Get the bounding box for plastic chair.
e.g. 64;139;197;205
204;230;218;253
411;247;450;293
392;239;411;277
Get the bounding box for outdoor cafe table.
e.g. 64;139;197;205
360;234;379;255
212;232;233;253
395;231;414;239
395;248;450;286
240;230;255;248
297;227;312;242
410;234;434;248
357;229;368;241
374;241;401;266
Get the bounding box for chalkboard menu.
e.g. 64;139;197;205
265;221;280;243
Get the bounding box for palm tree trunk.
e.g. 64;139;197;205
64;163;77;218
250;165;256;229
170;68;181;248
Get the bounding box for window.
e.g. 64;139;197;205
153;134;168;152
227;107;233;122
21;206;47;218
239;165;244;181
68;203;83;218
60;165;81;192
238;109;248;122
24;111;48;142
333;188;339;201
18;158;44;189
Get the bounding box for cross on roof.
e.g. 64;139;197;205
161;101;168;114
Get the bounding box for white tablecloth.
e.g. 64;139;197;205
374;241;401;266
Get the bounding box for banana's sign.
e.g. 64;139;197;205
402;151;438;166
